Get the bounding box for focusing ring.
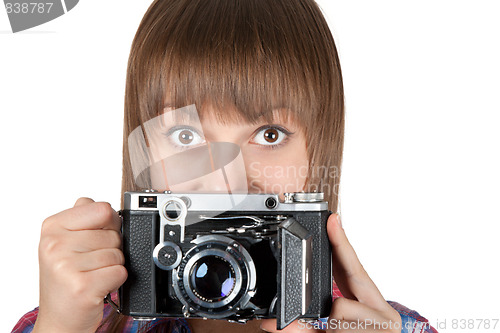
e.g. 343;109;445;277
172;235;256;319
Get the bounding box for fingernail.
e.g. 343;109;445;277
336;214;342;228
260;326;271;332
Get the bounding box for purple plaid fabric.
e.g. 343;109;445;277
12;305;191;333
13;284;438;332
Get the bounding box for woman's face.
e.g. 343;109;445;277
145;103;309;195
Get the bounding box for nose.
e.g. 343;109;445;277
167;142;248;194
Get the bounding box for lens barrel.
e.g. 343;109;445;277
172;235;256;318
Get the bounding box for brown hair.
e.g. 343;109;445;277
106;0;344;331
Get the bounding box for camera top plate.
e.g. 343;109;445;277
124;191;328;212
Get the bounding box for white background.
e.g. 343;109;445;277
1;1;499;332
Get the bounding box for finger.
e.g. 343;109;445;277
327;214;386;309
58;201;121;231
85;264;128;299
260;319;324;332
70;229;122;252
75;248;125;272
329;297;386;323
74;197;95;207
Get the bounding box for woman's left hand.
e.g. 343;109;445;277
260;214;402;332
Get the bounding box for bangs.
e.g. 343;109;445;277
131;0;333;128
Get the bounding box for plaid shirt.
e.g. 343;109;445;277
12;282;437;332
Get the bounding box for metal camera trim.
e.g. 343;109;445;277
172;235;257;319
182;248;243;308
159;197;188;242
124;192;327;212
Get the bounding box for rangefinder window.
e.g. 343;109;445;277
139;196;157;208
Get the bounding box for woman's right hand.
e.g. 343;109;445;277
33;197;128;333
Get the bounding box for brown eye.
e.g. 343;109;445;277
178;130;194;144
263;128;279;143
251;126;290;147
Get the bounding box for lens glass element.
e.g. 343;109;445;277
190;255;236;301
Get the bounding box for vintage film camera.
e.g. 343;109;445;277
119;191;332;329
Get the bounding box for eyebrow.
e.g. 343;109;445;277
162;105;201;123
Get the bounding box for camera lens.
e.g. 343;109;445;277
172;235;257;318
189;255;236;301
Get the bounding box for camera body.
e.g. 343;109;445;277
120;191;332;329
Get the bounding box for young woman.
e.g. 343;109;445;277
13;0;437;332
